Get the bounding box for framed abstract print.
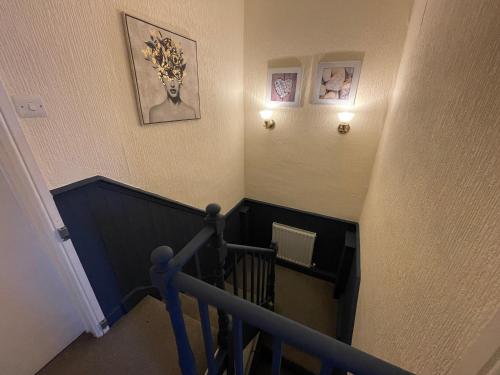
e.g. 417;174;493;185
312;61;361;105
266;67;303;107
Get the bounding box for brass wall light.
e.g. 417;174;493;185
260;110;275;129
337;112;355;134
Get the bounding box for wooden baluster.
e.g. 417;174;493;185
204;203;230;370
261;256;266;303
232;252;238;296
198;299;217;375
150;246;197;375
227;316;235;375
256;254;261;304
250;253;255;303
242;253;247;300
263;258;268;302
268;242;278;310
272;337;282;375
233;317;244;375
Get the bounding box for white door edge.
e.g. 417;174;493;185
0;80;107;337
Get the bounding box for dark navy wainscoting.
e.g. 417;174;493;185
335;230;360;345
52;176;240;325
52;177;360;345
240;198;357;279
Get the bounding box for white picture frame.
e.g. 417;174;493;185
266;67;303;107
312;61;362;105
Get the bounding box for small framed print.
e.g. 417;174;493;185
312;61;362;105
266;67;303;107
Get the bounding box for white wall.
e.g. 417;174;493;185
244;0;413;221
0;0;245;213
353;0;500;373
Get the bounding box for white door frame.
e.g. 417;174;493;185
0;80;107;337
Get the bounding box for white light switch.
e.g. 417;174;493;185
12;95;48;118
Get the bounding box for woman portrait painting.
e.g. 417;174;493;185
124;14;201;124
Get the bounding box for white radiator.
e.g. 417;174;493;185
272;222;316;267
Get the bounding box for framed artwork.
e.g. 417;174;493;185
266;67;303;107
123;13;201;125
312;61;361;105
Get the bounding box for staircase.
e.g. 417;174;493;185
150;203;413;375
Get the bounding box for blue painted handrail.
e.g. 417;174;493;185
150;203;413;375
166;226;215;279
172;272;413;375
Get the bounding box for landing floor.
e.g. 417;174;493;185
37;296;210;375
265;265;337;373
38;265;336;374
273;264;336;337
229;262;338;373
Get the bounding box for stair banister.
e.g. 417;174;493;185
198;300;217;375
150;246;198;375
150;204;230;375
150;202;412;375
171;271;414;375
166;226;215;279
204;203;232;373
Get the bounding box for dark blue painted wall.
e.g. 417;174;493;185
335;230;360;345
52;176;359;342
54;183;125;324
52;176;239;325
241;199;357;278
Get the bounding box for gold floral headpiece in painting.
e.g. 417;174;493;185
142;31;186;86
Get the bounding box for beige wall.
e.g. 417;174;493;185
353;0;500;373
0;0;245;213
244;0;413;221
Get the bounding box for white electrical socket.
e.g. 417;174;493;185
12;95;48;118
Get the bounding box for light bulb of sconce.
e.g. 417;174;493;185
337;112;355;123
259;110;273;120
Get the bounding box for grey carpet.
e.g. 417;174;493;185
38;265;336;375
271;265;337;373
37;295;215;375
229;262;337;373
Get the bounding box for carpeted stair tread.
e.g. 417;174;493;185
37;296;215;375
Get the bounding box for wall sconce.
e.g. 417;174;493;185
337;112;355;134
260;110;275;129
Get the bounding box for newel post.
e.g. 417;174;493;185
150;246;197;375
204;203;232;363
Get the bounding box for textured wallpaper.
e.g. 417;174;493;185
354;0;500;373
243;0;413;221
0;0;245;213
